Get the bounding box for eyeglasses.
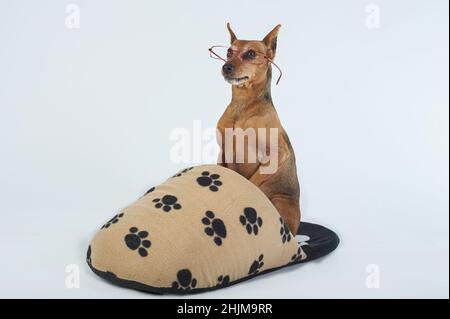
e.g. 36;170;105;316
208;45;283;85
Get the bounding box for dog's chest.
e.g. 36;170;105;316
217;107;259;132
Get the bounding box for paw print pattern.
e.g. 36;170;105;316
152;195;182;212
239;207;263;235
291;246;307;263
248;254;265;275
101;212;124;229
173;167;193;177
217;275;230;286
279;217;292;243
196;171;223;192
201;211;227;246
144;187;155;195
124;227;151;257
172;269;197;291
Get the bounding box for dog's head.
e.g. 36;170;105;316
220;23;281;87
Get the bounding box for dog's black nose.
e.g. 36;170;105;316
222;64;234;75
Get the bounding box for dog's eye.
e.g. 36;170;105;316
243;50;256;60
227;48;233;59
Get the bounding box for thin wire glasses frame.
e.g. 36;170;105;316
208;45;283;85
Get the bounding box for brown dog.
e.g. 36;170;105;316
215;23;301;234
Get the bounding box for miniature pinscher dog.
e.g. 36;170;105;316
215;23;301;234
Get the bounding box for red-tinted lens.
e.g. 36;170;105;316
226;48;233;59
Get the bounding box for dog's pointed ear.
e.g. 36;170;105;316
227;23;238;44
262;24;281;58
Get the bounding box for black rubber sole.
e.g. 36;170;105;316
87;221;340;295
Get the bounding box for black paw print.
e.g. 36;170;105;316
124;227;151;257
152;195;182;212
173;167;193;177
201;211;227;246
239;207;263;235
279;217;292;243
144;187;155;195
172;269;197;291
217;275;230;286
248;254;264;275
101;212;124;229
197;171;222;192
291;246;306;263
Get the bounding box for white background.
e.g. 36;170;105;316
0;0;448;298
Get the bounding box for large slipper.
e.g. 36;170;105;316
87;165;339;294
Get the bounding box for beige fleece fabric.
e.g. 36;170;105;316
88;164;303;292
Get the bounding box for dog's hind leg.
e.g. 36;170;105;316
270;195;301;236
